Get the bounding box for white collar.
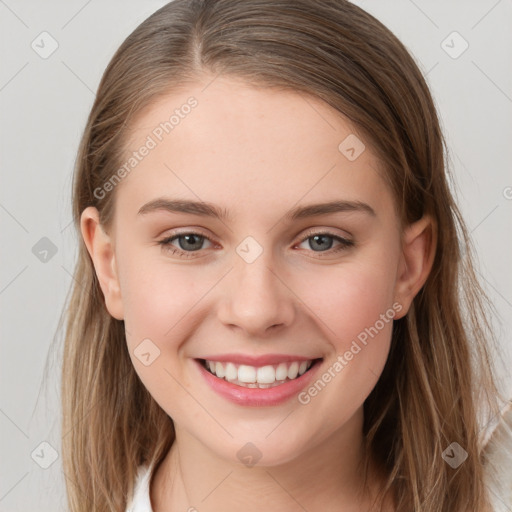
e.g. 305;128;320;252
126;464;153;512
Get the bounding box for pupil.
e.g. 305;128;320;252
311;234;332;251
180;234;203;251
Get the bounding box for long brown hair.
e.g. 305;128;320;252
60;1;505;510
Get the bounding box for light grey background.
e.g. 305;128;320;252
1;1;511;510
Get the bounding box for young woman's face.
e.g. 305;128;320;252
95;76;412;466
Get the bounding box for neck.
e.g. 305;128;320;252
151;408;390;512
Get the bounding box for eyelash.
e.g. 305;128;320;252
157;229;354;259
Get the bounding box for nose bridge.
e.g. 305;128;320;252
218;237;295;334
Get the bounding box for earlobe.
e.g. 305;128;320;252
80;207;124;320
393;215;436;319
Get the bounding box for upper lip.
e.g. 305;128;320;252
197;353;322;366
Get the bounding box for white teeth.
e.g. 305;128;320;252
287;362;299;380
203;358;316;386
275;363;288;381
257;365;276;384
215;361;225;378
225;362;238;381
238;365;257;383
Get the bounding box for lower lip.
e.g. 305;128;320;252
194;359;322;407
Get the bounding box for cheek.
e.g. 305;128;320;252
117;251;206;417
298;253;399;344
292;252;399;411
118;247;206;343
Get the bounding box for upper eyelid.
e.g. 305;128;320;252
159;229;215;244
299;227;352;241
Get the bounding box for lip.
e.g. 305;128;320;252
194;357;323;407
198;353;317;366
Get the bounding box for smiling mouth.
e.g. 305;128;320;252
198;358;322;389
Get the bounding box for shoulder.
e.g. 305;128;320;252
126;464;154;512
482;402;512;512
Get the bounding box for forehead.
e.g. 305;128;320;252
114;76;394;224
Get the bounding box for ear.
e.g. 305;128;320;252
80;206;124;320
393;215;436;319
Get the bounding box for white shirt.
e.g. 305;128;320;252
126;464;154;512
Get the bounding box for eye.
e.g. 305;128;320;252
158;231;214;258
157;229;354;259
295;229;354;255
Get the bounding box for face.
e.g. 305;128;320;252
82;75;431;468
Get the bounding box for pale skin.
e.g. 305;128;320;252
81;75;435;511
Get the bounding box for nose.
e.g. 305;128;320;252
217;248;296;337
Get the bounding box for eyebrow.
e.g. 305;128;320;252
137;197;376;221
